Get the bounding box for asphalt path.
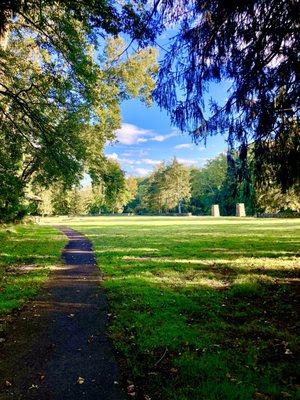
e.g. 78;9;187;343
0;226;126;400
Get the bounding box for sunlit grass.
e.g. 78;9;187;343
43;216;300;399
0;224;66;320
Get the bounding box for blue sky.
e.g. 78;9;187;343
105;82;229;177
90;27;232;179
102;23;232;178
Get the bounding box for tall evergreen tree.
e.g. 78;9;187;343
153;0;300;192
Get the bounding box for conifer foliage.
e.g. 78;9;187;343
153;0;300;192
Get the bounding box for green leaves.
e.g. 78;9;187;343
143;159;191;213
0;6;158;221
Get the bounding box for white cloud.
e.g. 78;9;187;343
152;132;179;142
115;123;153;145
134;167;151;177
107;152;119;160
176;157;209;167
136;138;149;143
142;158;161;166
177;157;203;166
152;135;165;142
114;123;180;145
174;143;194;149
120;158;136;165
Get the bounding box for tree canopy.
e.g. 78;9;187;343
32;154;300;217
153;0;299;192
0;3;157;221
143;158;191;213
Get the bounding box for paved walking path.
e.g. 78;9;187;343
0;226;126;400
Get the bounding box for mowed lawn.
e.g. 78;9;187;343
0;224;66;321
45;216;300;400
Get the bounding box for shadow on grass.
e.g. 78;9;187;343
105;276;298;400
0;225;66;317
67;218;299;400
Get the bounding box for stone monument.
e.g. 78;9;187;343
211;204;220;217
236;203;246;217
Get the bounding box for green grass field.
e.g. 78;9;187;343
0;224;66;322
44;216;300;400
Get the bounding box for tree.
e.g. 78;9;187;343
153;0;300;192
0;5;158;221
124;177;149;213
189;152;257;215
100;159;126;213
164;158;191;213
143;164;167;213
35;159;137;216
190;154;227;214
256;186;300;213
143;159;191;213
122;177;138;212
51;186;71;216
36;183;95;216
0;1;157;46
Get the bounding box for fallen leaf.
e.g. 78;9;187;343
87;335;94;343
29;384;38;390
281;392;292;398
253;392;271;400
127;384;135;393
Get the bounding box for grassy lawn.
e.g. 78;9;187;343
0;224;66;322
45;217;300;398
44;217;300;400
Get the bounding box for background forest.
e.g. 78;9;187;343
29;153;300;217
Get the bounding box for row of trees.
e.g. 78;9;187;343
29;160;137;216
132;155;299;215
127;155;254;215
31;154;299;217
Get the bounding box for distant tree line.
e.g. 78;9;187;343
28;160;137;216
28;154;299;217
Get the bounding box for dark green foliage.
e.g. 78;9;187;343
0;122;25;221
153;0;300;192
130;153;257;216
102;160;126;211
0;0;157;42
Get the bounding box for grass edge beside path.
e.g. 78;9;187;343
0;223;66;328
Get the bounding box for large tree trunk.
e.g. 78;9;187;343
0;10;11;50
178;200;182;214
0;28;9;50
